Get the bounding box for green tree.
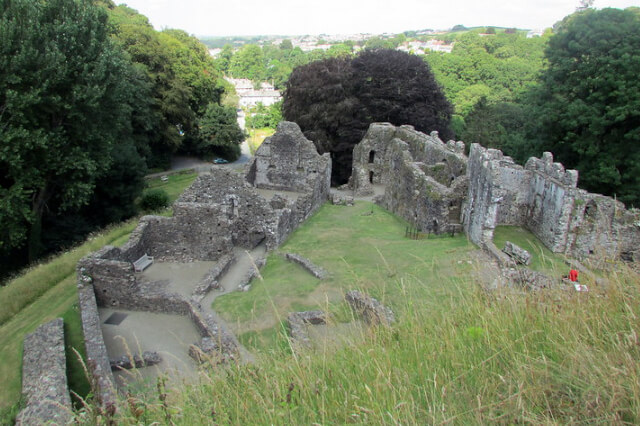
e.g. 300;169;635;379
533;8;640;205
364;36;395;50
246;101;283;129
279;39;293;50
193;103;244;160
283;50;452;185
108;5;192;167
216;44;234;73
229;44;265;81
0;0;146;259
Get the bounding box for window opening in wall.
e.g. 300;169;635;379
369;150;376;163
369;171;374;183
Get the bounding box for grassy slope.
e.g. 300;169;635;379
105;202;640;424
0;172;198;416
4;194;640;423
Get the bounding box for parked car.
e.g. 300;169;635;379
213;158;229;164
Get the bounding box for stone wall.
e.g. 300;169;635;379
248;121;331;193
351;123;468;233
351;123;466;196
17;318;72;426
246;121;331;247
76;279;117;414
383;139;468;233
463;144;640;261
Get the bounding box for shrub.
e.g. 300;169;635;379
139;189;170;211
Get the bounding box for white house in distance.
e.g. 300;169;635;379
225;77;282;107
397;39;454;55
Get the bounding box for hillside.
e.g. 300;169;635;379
88;202;640;423
4;198;639;423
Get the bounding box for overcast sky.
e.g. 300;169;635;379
116;0;640;36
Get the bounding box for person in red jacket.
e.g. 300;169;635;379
569;269;579;282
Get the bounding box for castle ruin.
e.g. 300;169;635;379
350;123;640;263
20;120;639;421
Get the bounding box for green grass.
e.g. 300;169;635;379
247;127;275;154
493;225;568;274
96;203;640;424
0;171;198;419
143;170;198;205
0;220;138;328
214;201;477;351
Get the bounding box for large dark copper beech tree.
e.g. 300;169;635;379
283;49;453;185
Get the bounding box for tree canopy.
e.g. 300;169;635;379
283;49;452;185
0;0;147;260
0;0;242;277
533;7;640;206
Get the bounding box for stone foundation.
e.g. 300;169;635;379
285;253;328;279
17;318;72;426
287;311;328;348
345;291;395;326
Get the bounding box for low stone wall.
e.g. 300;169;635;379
193;254;236;297
17;318;72;426
345;291;395;326
287;311;327;349
285;253;328;279
76;282;117;414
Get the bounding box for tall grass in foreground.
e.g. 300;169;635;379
77;265;640;424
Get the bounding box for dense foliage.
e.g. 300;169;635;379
532;8;640;206
283;49;452;185
0;0;146;263
0;0;242;277
106;4;241;167
423;30;549;144
218;41;355;90
245;102;283;129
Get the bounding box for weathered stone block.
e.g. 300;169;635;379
110;351;162;371
502;241;532;265
287;311;328;348
345;290;395;326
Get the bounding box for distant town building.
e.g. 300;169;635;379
208;48;222;57
225;78;282;107
526;29;544;38
397;40;453;55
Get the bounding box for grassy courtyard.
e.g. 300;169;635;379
214;202;478;352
